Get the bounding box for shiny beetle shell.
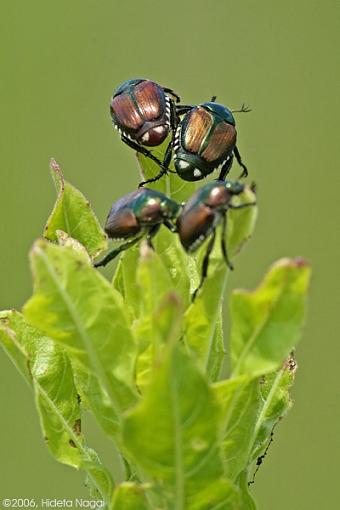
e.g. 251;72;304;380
110;79;171;147
177;180;245;251
105;188;180;239
174;103;237;181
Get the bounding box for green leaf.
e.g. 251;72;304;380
136;291;183;393
231;258;311;377
56;229;92;262
72;360;120;441
183;240;227;381
44;159;107;258
113;247;141;320
213;363;295;487
112;227;196;315
111;482;150;510
123;343;228;508
250;354;297;463
0;311;114;503
184;185;257;380
207;313;225;382
0;311;81;467
133;243;175;350
187;478;241;510
213;376;261;480
23;239;138;421
136;243;175;319
82;447;115;503
155;227;198;307
237;471;258;510
0;310;31;384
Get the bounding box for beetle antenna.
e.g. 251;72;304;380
250;181;257;194
232;103;252;113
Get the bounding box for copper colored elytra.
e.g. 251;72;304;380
110;80;170;146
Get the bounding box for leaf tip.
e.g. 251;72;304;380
284;353;298;374
49;158;61;175
49;158;64;191
272;256;310;270
29;238;48;261
293;256;310;268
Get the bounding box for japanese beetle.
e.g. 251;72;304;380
110;79;180;185
176;180;255;299
94;188;180;268
173;101;249;181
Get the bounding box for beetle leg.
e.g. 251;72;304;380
160;99;181;171
176;105;194;116
218;155;234;180
163;139;173;168
138;167;169;187
220;214;234;271
163;219;177;233
233;145;248;178
162;87;181;103
121;135;169;172
192;230;216;302
159;103;178;172
229;202;256;210
211;96;217;102
93;235;143;268
146;224;161;249
168;99;180;161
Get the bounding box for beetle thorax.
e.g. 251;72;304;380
139;198;163;223
205;186;231;209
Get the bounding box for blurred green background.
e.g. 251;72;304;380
1;0;339;508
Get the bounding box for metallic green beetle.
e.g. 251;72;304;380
94;188;180;268
177;179;255;299
173;101;249;182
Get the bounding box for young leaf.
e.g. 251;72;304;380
231;258;311;377
207;313;225;382
187;478;241;510
71;360;121;441
183;240;228;381
237;471;258;510
133;243;175;351
155;227;198;307
136;242;175;319
113;247;141;319
0;311;114;504
213;376;261;480
136;291;183;393
0;311;82;467
111;482;150;510
250;354;297;464
82;447;115;504
0;310;31;384
184;185;257;380
123;343;230;508
56;229;92;263
23;239;138;420
44;159;107;258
